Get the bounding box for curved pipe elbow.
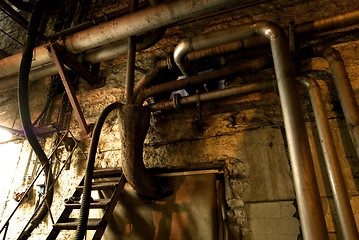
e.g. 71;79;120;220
297;76;320;90
119;104;172;199
173;38;194;77
250;21;286;41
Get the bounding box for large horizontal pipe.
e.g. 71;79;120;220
0;0;239;79
1;7;359;88
149;81;275;111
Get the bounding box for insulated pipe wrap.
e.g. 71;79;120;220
119;104;172;199
64;0;239;53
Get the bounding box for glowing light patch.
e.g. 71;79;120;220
0;128;13;142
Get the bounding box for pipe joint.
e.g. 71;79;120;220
252;21;285;41
173;38;194;76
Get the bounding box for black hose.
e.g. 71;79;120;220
75;102;122;240
17;0;53;239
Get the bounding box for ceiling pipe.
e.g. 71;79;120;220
0;0;239;79
176;9;359;68
139;21;329;239
1;7;359;89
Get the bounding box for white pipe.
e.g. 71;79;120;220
0;0;239;79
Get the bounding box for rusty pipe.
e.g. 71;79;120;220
299;76;359;240
135;55;274;104
1;7;359;86
149;81;275;111
0;0;239;80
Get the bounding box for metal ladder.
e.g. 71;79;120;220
46;167;125;240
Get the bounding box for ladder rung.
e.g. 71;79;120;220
52;218;101;230
65;199;111;209
76;182;118;191
93;167;122;178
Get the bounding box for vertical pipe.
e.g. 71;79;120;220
172;21;328;239
299;76;359;240
125;0;138;104
313;46;359;160
260;23;328;240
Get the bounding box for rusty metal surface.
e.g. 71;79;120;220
49;45;91;136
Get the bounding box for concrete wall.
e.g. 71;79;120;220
0;0;359;239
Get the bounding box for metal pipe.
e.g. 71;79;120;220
133;55;174;97
84;27;167;63
295;9;359;35
64;0;239;54
1;6;359;86
0;0;238;80
47;1;152;40
175;9;359;74
125;0;138;104
158;21;328;239
299;76;359;240
149;81;274;111
135;55;273;103
312;45;359;160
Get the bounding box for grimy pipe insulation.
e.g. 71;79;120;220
139;21;329;239
17;0;53;239
0;0;239;79
298;76;359;240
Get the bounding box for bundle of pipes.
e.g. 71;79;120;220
6;0;359;239
0;2;359;89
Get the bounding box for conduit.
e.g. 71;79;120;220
137;21;328;239
75;102;122;240
17;0;53;239
298;76;359;240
